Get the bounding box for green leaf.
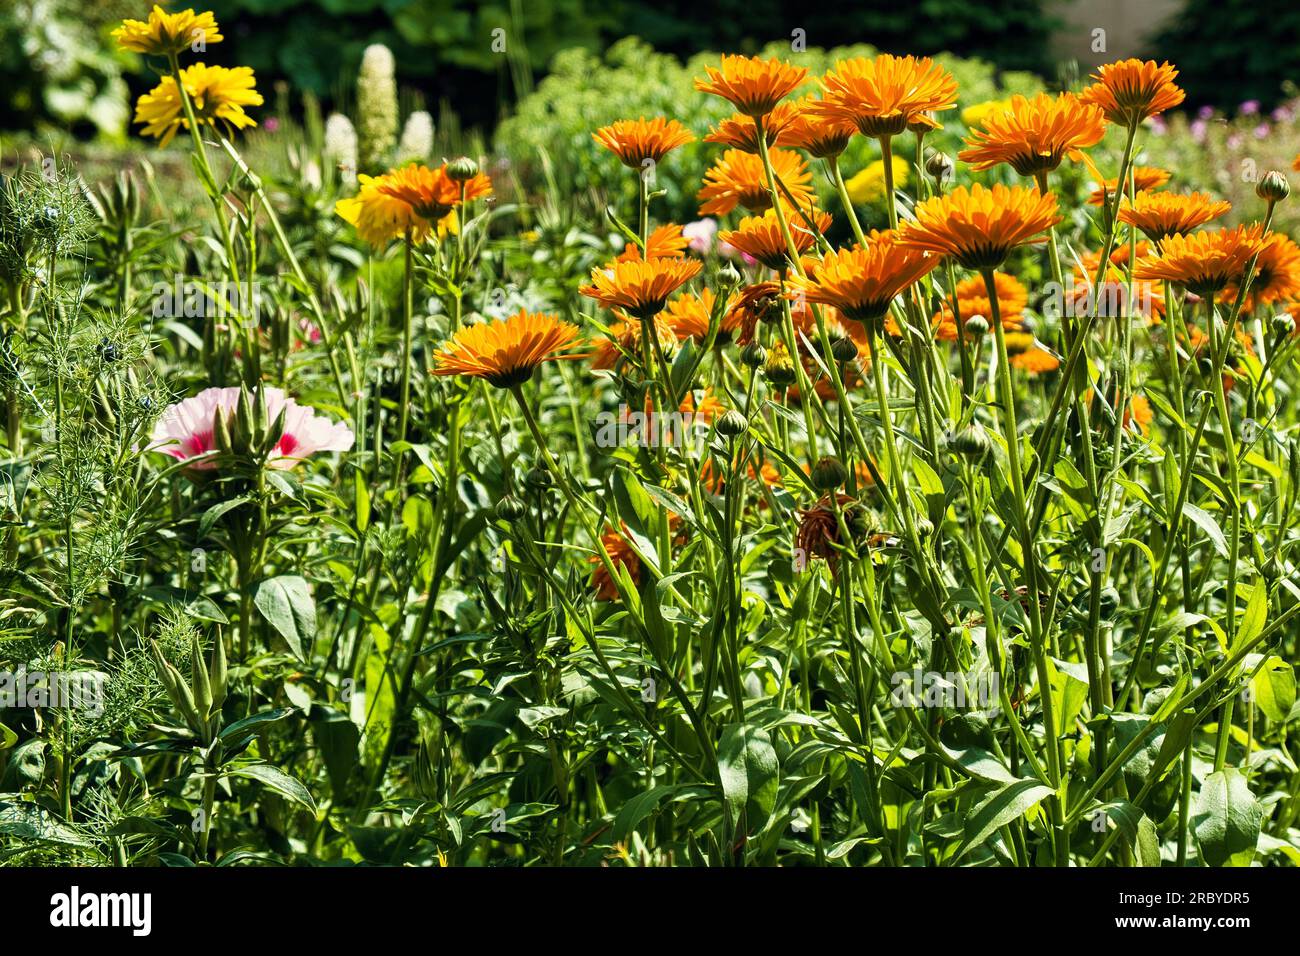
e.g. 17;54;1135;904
1193;768;1261;867
1251;656;1295;723
1235;580;1268;651
354;470;371;534
228;764;318;813
954;779;1055;861
253;575;316;659
198;495;250;540
1181;501;1227;556
1048;657;1089;738
718;722;779;837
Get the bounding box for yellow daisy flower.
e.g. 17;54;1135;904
844;156;908;205
133;63;262;147
113;6;223;57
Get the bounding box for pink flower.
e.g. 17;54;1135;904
264;117;281;133
149;386;353;470
683;218;717;254
1253;123;1270;139
1191;119;1208;143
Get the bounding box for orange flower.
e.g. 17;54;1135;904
593;117;695;168
377;163;492;221
663;287;742;344
1079;58;1185;126
1219;231;1300;312
777;97;856;157
794;493;867;572
787;231;938;327
719;207;831;270
1134;225;1268;296
694;54;809;117
1125;395;1154;436
700;456;783;497
899;183;1060;270
1117;191;1232;241
1009;343;1060;374
814;54;957;138
728;281;786;343
697;147;813;216
590;525;641;600
617;223;689;262
706;101;800;153
433;310;585;388
958;92;1105;177
1069;244;1166;321
590;314;676;370
1087;165;1170;205
931;271;1028;340
580;257;702;318
335;173;432;246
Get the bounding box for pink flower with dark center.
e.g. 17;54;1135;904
149;386;353;470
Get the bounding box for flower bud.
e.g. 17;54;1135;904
763;343;797;387
524;465;553;491
916;517;935;538
1270;312;1295;337
964;314;989;337
1256;170;1290;204
830;335;859;363
952;424;992;458
925;150;954;183
212;407;233;456
447;156;480;182
810;455;848;491
741;342;768;368
718;262;742;286
716;409;749;437
495;494;527;522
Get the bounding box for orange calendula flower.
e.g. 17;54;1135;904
728;281;787;343
699;455;783;498
1117;191;1231;242
931;271;1028;340
580;257;702;318
694;54;809;117
1069;244;1166;322
1087;166;1171;205
432;309;585;388
590;525;641;601
133;63;261;147
617;223;689;262
1134;225;1268;296
705;101;800;153
1010;343;1061;374
1124;395;1154;436
899;183;1060;271
663;287;741;344
958;92;1106;177
697;147;813;216
593;117;695;168
336;174;432;246
814;54;957;138
787;231;938;328
719;207;831;271
113;5;222;56
377;163;492;222
1079;58;1185;126
590;314;676;370
1220;232;1300;312
777;98;856;157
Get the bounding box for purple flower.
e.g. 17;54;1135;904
264;117;280;133
1239;100;1260;116
1191;119;1208;143
1254;123;1270;139
1271;106;1293;123
1197;105;1215;120
1148;115;1167;135
1226;133;1243;150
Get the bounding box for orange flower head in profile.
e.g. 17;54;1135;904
133;63;261;147
1134;225;1268;297
663;287;742;344
814;54;957;138
958;92;1106;177
899;183;1061;271
336;174;432;246
697;147;813;216
1088;166;1170;205
590;525;641;601
719;207;831;271
1220;232;1300;313
932;271;1028;340
695;54;809;117
787;231;938;331
433;310;585;388
1117;191;1231;242
113;6;222;56
593;117;695;168
617;223;689;262
591;314;676;370
777;97;856;157
377;163;492;222
706;101;800;153
1079;59;1185;126
580;257;702;319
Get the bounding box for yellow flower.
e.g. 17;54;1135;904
844;156;908;205
133;63;261;147
335;173;432;247
961;98;1013;128
113;5;223;56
